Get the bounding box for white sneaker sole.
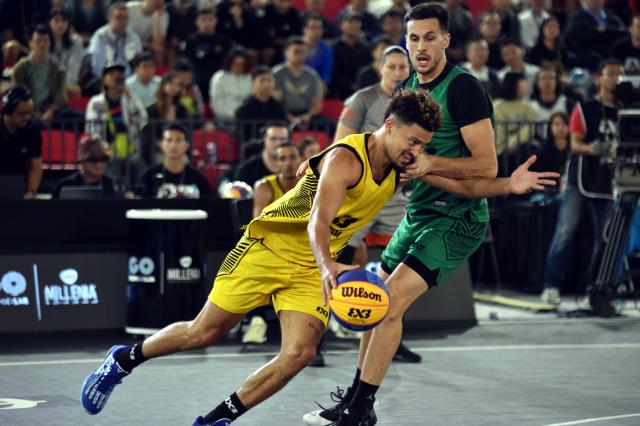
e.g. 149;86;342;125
302;410;334;426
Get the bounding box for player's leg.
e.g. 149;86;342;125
195;310;323;425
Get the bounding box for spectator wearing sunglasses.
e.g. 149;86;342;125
53;137;116;198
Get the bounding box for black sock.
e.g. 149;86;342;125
201;392;247;423
345;368;361;402
349;379;379;411
115;343;147;373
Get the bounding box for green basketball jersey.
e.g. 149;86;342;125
404;65;492;222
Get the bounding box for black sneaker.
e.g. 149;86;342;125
334;401;377;426
393;342;422;363
302;386;354;425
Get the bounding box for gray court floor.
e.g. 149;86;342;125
2;307;640;426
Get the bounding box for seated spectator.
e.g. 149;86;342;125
303;15;333;96
180;6;234;100
376;10;405;47
88;2;143;78
530;67;569;139
492;0;521;44
301;0;337;40
68;0;109;44
209;47;252;125
235;65;288;142
174;59;205;120
336;0;380;42
216;0;264;64
147;72;188;126
53;137;116;198
564;0;626;70
0;86;42;198
518;0;550;50
2;40;25;71
234;120;289;187
139;123;212;198
445;0;475;64
493;72;537;159
478;11;506;70
525;16;566;74
273;37;325;127
356;37;393;89
331;12;373;99
261;0;304;65
126;0;168;65
497;38;540;96
126;51;161;108
532;112;570;180
85;62;148;184
11;25;67;124
166;0;198;60
462;37;500;99
613;15;640;75
298;136;321;160
48;10;86;98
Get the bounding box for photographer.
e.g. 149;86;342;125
541;58;624;306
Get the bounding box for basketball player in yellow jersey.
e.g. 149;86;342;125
252;143;302;217
80;90;556;425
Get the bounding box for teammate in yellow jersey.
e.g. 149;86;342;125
252;143;302;217
80;89;558;425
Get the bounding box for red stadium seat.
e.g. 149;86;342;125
292;130;332;149
155;66;171;76
322;98;344;121
67;96;91;112
41;129;82;166
192;129;239;163
203;163;230;191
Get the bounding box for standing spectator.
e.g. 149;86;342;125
273;37;324;125
126;51;161;108
53;137;116;198
530;67;569;139
497;38;540;95
139;123;212;198
462;37;501;99
209;48;252;124
147;72;188;124
67;0;109;44
331;12;373;99
445;0;475;64
303;15;334;96
337;0;380;42
166;0;198;62
234;120;289;187
612;15;640;75
235;65;288;141
12;25;67;124
563;0;626;70
48;10;86;98
261;0;304;65
532;112;570;179
478;11;506;70
492;0;521;44
126;0;169;66
180;7;234;100
88;2;143;77
356;37;393;89
518;0;550;50
541;59;624;306
525;16;567;73
301;0;337;40
174;59;205;120
85;62;148;184
0;86;42;198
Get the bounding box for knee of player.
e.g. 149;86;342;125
279;345;317;369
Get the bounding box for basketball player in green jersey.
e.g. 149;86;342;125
304;3;505;425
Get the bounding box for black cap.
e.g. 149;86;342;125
102;62;126;77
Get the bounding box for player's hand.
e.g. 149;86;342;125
399;153;432;184
296;159;310;178
507;155;560;194
319;261;359;306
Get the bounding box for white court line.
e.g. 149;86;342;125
1;342;639;367
542;413;640;425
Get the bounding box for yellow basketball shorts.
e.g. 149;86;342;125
209;236;330;326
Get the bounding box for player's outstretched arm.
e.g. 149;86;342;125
307;149;361;305
404;155;560;199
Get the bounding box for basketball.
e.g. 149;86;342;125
329;270;390;332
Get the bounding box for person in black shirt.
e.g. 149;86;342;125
233;121;289;187
0;86;42;198
261;0;304;65
532;112;570;199
53;137;116;198
612;15;640;75
331;12;373;99
139;123;212;198
525;16;567;74
234;66;288;142
180;7;234;100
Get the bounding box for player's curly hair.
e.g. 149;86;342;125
383;89;442;133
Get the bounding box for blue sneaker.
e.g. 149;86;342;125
192;417;231;425
81;345;129;414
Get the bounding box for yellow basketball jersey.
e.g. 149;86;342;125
263;174;286;202
245;133;397;267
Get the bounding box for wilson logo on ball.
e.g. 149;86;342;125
341;286;383;302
